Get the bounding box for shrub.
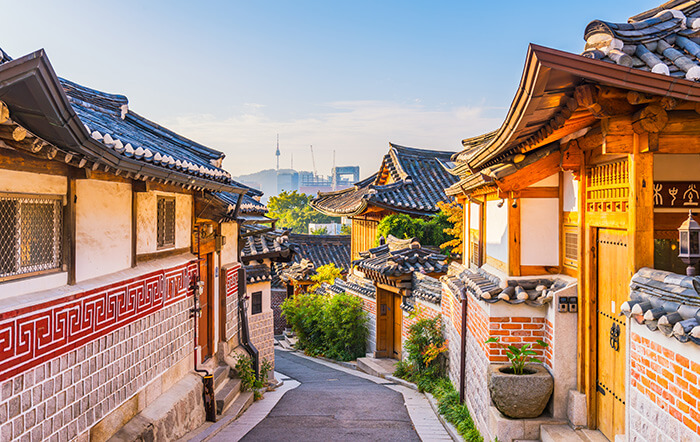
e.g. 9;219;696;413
404;315;447;378
235;355;272;399
376;212;454;251
281;291;368;361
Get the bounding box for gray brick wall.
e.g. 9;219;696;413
249;311;275;375
0;298;192;442
629;387;699;442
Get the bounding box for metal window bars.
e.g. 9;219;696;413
0;193;63;280
157;197;176;248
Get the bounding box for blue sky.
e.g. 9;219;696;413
6;0;659;177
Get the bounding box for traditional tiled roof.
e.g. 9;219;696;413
0;49;242;193
582;3;700;80
335;273;377;298
311;144;457;217
244;264;271;284
412;273;442;305
240;228;293;263
240;193;268;214
354;236;449;279
288;234;351;272
622;267;700;345
279;259;316;284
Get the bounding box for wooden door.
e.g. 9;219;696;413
376;289;392;358
198;253;214;360
392;294;402;359
595;229;627;440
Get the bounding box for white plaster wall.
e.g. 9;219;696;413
562;171;578;213
220;222;239;266
136;192;192;254
520;198;559;266
247;280;272;316
75;180;132;282
530;173;559;187
469;203;480;230
0;170;66;194
654;154;700;181
485;200;508;265
0;170;69;297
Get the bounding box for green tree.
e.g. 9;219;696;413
267;190;335;233
340;224;351;235
310;263;343;290
311;226;329;235
376;212;453;249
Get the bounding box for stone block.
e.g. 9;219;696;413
13;377;22;396
8;396;19;419
567;389;587;428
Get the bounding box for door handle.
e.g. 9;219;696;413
610;323;620;352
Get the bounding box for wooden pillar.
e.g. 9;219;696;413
508;199;521;276
628;132;654;276
466;198;471;263
65;177;77;285
576;156;590;396
131;188;138;268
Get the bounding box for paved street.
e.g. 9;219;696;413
221;350;422;441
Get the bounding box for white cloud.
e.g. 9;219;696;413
163;100;503;177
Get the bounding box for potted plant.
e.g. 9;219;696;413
485;337;553;419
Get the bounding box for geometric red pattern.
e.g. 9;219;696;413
225;263;241;297
0;260;197;382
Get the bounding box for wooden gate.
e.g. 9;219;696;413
198;253;214;360
392;294;402;359
595;228;627;440
376;288;402;359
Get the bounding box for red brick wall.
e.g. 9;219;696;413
544;318;554;369
467;292;490;356
487;317;546;363
630;332;700;434
402;302;440;338
361;297;376;315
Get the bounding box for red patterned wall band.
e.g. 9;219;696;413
225;263;241;297
0;261;198;382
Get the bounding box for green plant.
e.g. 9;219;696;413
268;190;336;233
436;200;463;254
340;224;351;235
281;291;368;361
376;212;455;252
311;226;329;235
485;337;548;375
404;316;447;377
309;263;343;291
235;355;272;399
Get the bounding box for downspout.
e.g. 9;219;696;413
237;266;260;379
459;289;467;404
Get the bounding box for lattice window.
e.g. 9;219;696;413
251;291;262;315
470;228;482;267
564;226;578;269
586;160;629;213
157;197;176;249
0;194;63;280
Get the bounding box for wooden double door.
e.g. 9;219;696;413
376;288;402;359
198;252;215;360
595;228;627;440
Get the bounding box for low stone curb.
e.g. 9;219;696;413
316;355;358;371
425;392;465;442
384;375;417;390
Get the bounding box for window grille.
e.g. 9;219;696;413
251;291;262;315
470;229;482;267
0;194;63;280
564;228;578;269
157;197;176;248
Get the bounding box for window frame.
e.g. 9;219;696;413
563;224;579;270
156;196;176;250
0;192;64;283
251;291;263;315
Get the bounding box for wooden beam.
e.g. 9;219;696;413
0;145;78;176
495;151;562;192
519;265;559;276
628;133;655;277
65;178;77;285
131;188;138;268
508;200;521;277
602;134;633;154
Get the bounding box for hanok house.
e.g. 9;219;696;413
311;143;458;260
321;236;449;359
443;1;700;440
0;47;266;441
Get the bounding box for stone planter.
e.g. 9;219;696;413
488;364;553;419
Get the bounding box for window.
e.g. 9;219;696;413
251;291;262;315
470;229;482;267
157;197;176;249
0;193;63;280
563;226;578;269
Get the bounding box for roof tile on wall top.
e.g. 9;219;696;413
622;267;700;345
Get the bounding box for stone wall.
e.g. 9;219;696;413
222;263;241;344
358;295;377;355
249;311;275;376
271;288;288;335
629;323;700;439
0;259;200;441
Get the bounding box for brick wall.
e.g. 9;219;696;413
223;263;241;343
249;311;274;376
487;317;546;363
402;300;440;338
271;289;288;335
0;260;199;441
544;318;554;369
629;325;700;439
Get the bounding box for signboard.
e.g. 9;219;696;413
654;182;700;208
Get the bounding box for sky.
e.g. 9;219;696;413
4;0;661;178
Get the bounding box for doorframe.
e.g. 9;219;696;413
199;251;215;360
375;283;404;359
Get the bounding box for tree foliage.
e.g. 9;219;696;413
310;263;343;291
311;226;328;235
340;224;351;235
267;190;335;233
376;212;453;250
436;200;463;254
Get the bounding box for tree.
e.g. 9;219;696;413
340;224;351;235
437;200;463;254
311;226;329;235
310;263;344;291
376;212;453;250
267;190;335;233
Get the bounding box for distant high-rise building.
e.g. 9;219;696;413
275;134;280;171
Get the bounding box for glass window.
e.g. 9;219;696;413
251;291;262;315
157;197;176;248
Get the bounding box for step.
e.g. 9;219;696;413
356;357;397;378
228;390;254;419
541;424;587;442
213;365;230;390
577;429;609;442
215;378;242;415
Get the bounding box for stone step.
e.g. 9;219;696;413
540;424;587;442
215;378;242;415
577;429;609;442
228;390;254;419
356;357;397;378
212;365;230;390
